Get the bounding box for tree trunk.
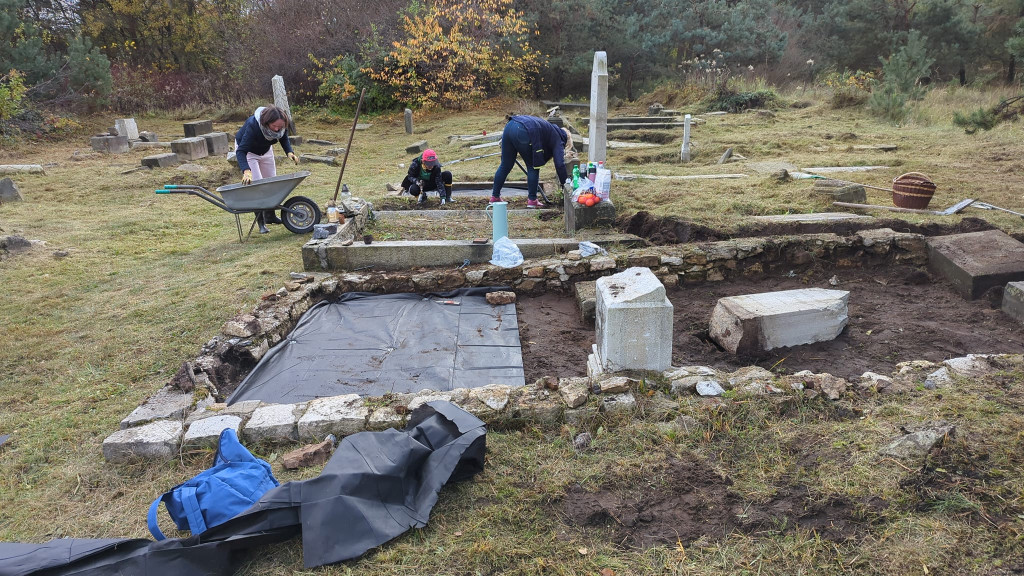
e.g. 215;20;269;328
1008;55;1016;86
958;64;966;86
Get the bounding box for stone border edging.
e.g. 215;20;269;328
105;228;932;461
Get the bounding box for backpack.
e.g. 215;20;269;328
147;428;279;540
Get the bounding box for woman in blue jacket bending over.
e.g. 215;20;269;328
490;115;573;208
235;105;299;233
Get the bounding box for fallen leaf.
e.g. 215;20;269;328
453;531;462;536
578;547;588;555
600;569;615;576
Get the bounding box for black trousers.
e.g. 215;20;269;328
403;171;453;196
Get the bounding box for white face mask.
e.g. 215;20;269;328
261;124;286;141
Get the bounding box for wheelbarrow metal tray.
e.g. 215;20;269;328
216;171;312;210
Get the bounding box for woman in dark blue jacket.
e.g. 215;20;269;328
490;115;572;208
234;105;299;232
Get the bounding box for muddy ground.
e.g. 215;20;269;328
517;263;1024;383
560;454;878;547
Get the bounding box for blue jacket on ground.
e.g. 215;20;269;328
508;115;569;185
235;108;293;173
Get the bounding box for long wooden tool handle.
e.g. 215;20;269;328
833;201;937;215
333;87;367;203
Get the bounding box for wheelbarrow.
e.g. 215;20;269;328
156;171;321;242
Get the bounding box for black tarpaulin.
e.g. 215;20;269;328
0;401;486;576
227;288;524;405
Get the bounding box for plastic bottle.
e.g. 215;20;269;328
587;162;597;183
340;183;351;200
572;165;580;189
596;167;611;201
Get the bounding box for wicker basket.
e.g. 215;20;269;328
892;172;936;209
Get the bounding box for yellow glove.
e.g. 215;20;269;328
242;170;252;185
288;152;299;165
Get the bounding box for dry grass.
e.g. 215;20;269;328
1;89;1024;574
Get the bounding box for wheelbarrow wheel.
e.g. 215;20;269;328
281;196;321;234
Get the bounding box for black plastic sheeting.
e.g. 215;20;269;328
227;288;524;405
0;401;486;576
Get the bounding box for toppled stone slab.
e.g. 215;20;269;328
243;403;304;444
927;230;1024;299
595;267;673;372
139;131;158;142
299;154;337;165
103;420;182;462
171;137;209;161
297;394;368;440
120;386;195;429
879;423;955;461
1002;281;1024;324
0;178;22;202
0;165;45;175
709;288;849;355
141;153;179;168
183;120;214;138
183;415;243;449
406;140;429;154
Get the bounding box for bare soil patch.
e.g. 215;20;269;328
560;455;874;548
518;264;1024;383
618;211;1000;245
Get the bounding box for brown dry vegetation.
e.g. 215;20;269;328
1;88;1024;575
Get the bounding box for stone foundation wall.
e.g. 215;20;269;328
105;228;932;461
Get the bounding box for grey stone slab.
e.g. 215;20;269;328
114;118;139;140
367;406;404;430
103;420;182;462
302;235;644;272
0;178;22;202
120;386;194;429
927;230;1024;299
243;403;305;444
752;212;872;223
299;154;337;165
709;288;849;355
184;400;261;426
406;140;428;154
405;108;413;134
131;141;172;150
595;267;673;372
139;131;158;142
297;394;368;441
183;415;243;449
171;137;209;161
183;120;213;138
575;281;596;323
601;391;636;414
202;132;230;155
141;153;179;168
90;135;129;154
271;75;296;134
1002;281;1024;324
0;165;44;175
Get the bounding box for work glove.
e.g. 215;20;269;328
242;170;252;185
288;152;299;165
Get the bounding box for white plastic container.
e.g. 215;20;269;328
595;168;611;201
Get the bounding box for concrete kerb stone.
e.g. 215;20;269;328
183;120;214;138
298;394;368;441
183;415;244;450
141;153;179;168
103;420;183;463
202;132;230;155
244;403;306;444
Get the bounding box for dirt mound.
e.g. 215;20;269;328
560;456;874;547
618;211;998;246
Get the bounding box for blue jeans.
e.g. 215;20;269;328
491;119;540;201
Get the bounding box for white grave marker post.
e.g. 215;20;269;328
681;114;691;162
271;75;297;135
587;51;609;163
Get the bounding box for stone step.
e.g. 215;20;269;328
709;288;850;355
927;230;1024;299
